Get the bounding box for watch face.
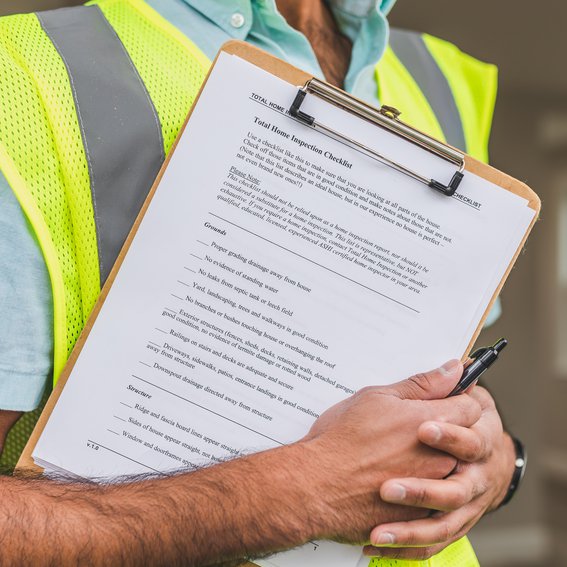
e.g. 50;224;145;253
514;438;527;484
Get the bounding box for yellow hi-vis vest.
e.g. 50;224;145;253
0;1;496;565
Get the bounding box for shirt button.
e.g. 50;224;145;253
230;12;245;29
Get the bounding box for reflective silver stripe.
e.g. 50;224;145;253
38;5;165;285
389;29;467;152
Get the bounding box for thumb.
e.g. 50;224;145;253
386;359;463;400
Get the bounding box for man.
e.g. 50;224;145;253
0;0;519;563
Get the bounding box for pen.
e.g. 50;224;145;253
448;338;508;397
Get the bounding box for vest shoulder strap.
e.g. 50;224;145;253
379;28;498;163
422;32;498;163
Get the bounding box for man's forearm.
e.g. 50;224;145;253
2;444;323;567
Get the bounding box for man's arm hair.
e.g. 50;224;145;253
4;444;320;567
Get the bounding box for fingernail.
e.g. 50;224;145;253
383;483;406;501
439;359;460;376
374;532;396;545
424;423;442;442
363;547;382;557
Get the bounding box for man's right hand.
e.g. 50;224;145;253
298;359;481;545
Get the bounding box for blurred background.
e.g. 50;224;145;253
387;3;567;566
1;1;565;565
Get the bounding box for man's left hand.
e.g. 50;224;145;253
362;386;516;561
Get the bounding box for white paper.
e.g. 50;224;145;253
33;53;535;566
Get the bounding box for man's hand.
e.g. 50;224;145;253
0;361;483;567
301;359;483;544
363;386;515;561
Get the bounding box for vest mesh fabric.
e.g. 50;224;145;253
0;13;100;469
0;13;100;365
0;0;211;470
370;537;479;567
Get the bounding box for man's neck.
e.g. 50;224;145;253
276;0;352;88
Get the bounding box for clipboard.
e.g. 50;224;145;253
16;39;539;567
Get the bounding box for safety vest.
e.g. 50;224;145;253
0;1;495;565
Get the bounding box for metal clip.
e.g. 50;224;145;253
288;78;465;196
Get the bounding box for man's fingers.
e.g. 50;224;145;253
367;508;472;549
424;395;482;428
418;421;490;462
468;385;497;410
384;359;463;401
380;473;482;511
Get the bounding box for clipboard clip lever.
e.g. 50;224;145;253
289;79;465;197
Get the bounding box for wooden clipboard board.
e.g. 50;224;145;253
16;43;540;564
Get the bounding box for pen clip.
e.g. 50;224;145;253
449;338;508;397
469;347;488;359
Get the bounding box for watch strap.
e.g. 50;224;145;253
499;436;527;507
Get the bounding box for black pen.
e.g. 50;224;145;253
448;338;508;397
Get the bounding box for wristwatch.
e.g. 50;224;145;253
499;436;527;507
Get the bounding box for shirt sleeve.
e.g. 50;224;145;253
0;170;53;411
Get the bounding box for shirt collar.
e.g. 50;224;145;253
179;0;395;40
328;1;387;44
327;1;391;91
179;0;393;91
329;0;394;19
